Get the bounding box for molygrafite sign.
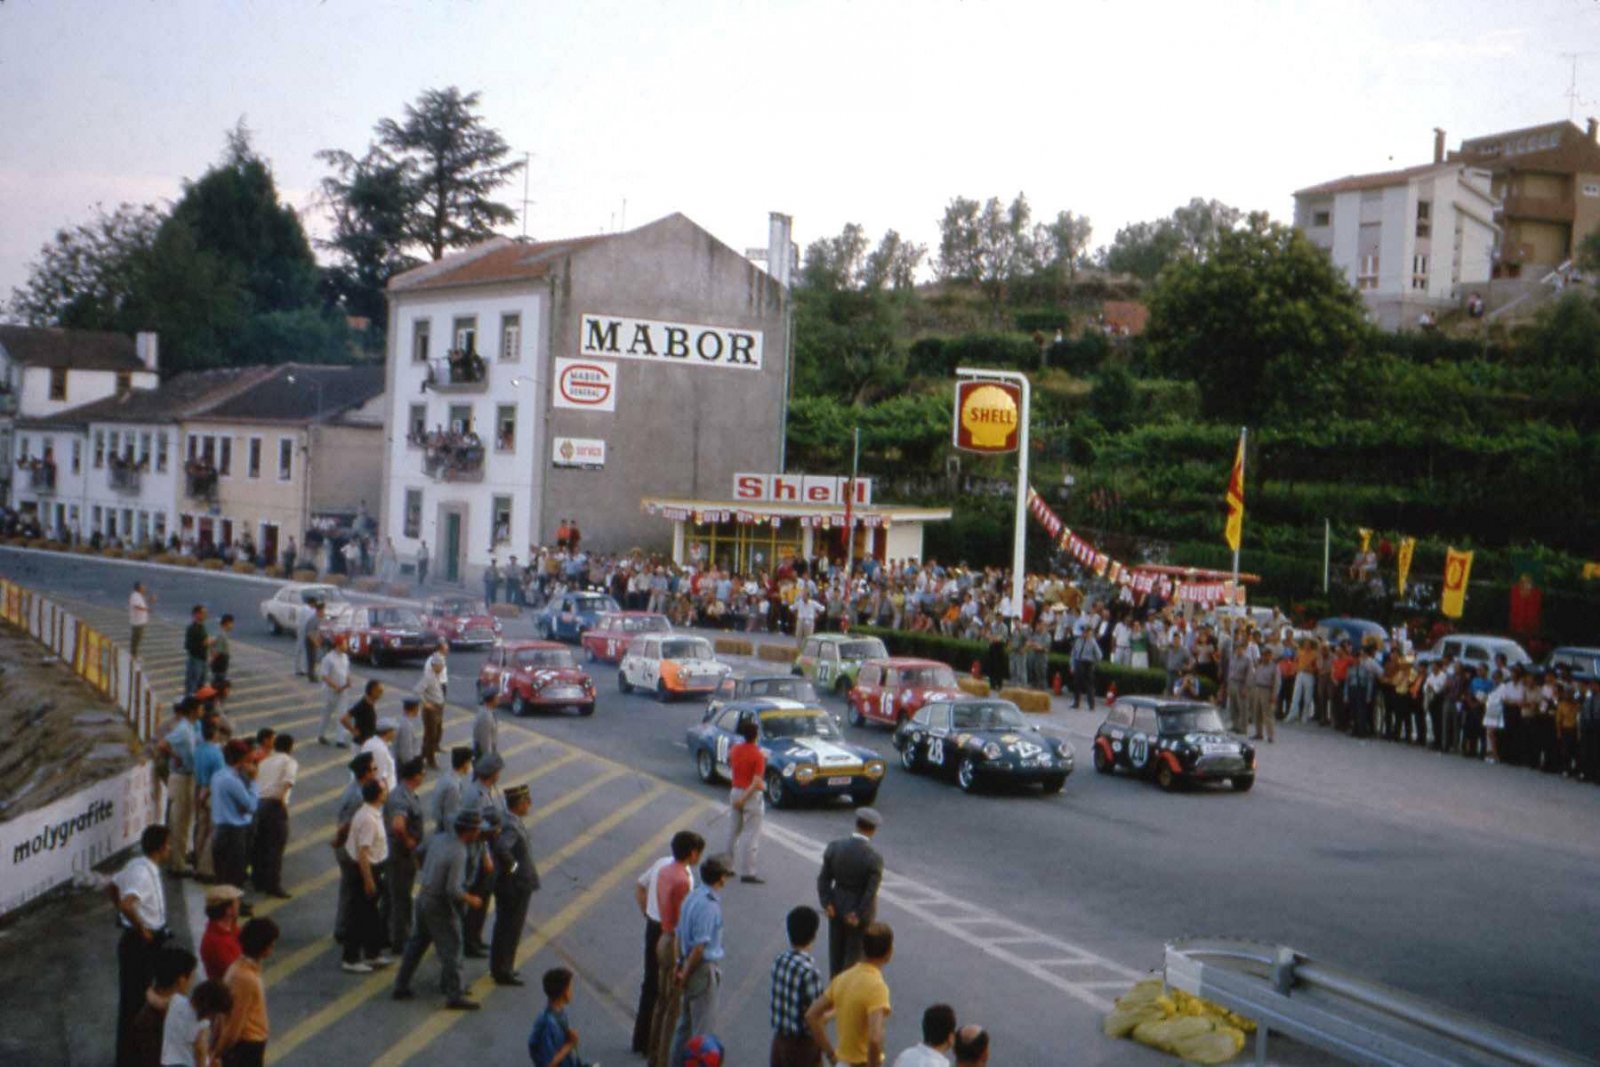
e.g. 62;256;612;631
553;358;618;412
953;379;1021;454
580;314;763;371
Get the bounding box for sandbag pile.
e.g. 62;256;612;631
1104;979;1256;1065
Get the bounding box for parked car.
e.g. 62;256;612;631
1092;697;1256;792
260;583;350;634
1416;633;1532;671
686;698;885;808
476;640;596;716
1545;646;1600;682
419;596;501;650
580;611;672;664
794;634;889;694
894;698;1073;794
846;658;967;729
1313;617;1388;651
531;591;622;642
320;604;436;667
619;634;732;700
707;673;820;716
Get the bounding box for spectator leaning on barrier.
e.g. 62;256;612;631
112;824;172;1065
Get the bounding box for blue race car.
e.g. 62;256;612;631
532;591;622;642
687;698;886;809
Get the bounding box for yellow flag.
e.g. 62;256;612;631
1357;527;1372;554
1223;434;1245;552
1441;547;1473;618
1582;562;1600;581
1396;537;1416;596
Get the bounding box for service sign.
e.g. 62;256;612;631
580;314;763;371
552;437;606;469
953;379;1021;453
553;358;618;412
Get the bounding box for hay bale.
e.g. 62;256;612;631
957;676;991;698
199;558;225;570
353;577;384;593
232;562;256;575
999;686;1052;713
385;583;412;598
101;548;124;559
292;569;319;583
324;574;349;588
714;637;753;657
489;603;520;620
757;643;797;664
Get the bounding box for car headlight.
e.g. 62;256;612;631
866;760;886;779
389;637;402;648
794;764;816;783
982;743;1002;760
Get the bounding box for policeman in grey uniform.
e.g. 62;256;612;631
429;746;474;833
332;752;377;945
394;696;423;768
392;808;483;1010
472;693;499;762
460;753;504;957
385;757;427;952
489;782;540;985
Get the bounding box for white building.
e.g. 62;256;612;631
1294;137;1499;330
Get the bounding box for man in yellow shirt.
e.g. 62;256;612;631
806;922;893;1067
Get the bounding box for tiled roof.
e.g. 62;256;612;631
388;233;612;293
0;325;145;372
1294;161;1455;197
20;367;274;428
197;363;385;422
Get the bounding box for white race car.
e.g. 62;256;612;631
618;634;732;701
260;583;351;634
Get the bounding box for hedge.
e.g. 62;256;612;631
851;626;1168;696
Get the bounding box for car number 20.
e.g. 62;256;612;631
1129;734;1150;769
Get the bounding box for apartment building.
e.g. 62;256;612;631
1453;118;1600;277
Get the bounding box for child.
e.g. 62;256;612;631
527;966;592;1067
161;976;232;1067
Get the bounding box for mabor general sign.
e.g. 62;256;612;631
580;314;763;371
553;358;618;412
953;379;1021;453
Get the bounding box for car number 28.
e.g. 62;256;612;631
927;737;945;765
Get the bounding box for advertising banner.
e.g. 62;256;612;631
551;437;607;469
953;380;1021;453
553;358;618;412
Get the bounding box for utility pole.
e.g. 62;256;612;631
520;151;533;238
842;426;860;633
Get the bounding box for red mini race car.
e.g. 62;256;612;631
846;657;967;728
476;640;597;717
320;604;437;668
420;596;501;650
580;611;672;664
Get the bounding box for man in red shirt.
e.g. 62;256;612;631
200;884;244;981
726;718;766;885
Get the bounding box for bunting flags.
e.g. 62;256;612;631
1357;527;1373;554
1224;431;1245;553
1441;547;1473;618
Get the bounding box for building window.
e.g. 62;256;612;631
93;430;105;469
49;367;67;401
1411;254;1429;289
92;505;102;532
448;403;473;434
139;432;151;467
452;316;478;355
412;319;431;363
495;405;516;451
247;437;261;478
409;404;427;443
18;436;30;460
1415;200;1431;239
491;495;512;546
1311;210;1331;227
1358;254;1380;290
109;430;120;460
500;313;521;361
71;438;82;475
278;437;293;482
153;512;166;544
404;489;422;538
156;432;168;473
218;437;232;477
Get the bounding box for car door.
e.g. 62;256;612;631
854;664;882;719
1128;707;1160;775
923;703;953;773
817;643;841;688
711;708;744;775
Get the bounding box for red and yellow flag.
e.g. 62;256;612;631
1441;547;1473;619
1223;433;1245;553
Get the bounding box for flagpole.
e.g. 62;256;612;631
1323;518;1331;593
842;426;859;633
1231;426;1246;584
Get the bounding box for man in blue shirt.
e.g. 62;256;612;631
160;697;200;876
192;717;225;881
210;740;259;903
527;966;591;1067
671;855;730;1067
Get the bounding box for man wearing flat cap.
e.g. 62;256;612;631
395;697;423;768
460;753;505;957
430;747;475;834
817;808;884;977
386;757;427;952
490;783;540;985
392;808;484;1011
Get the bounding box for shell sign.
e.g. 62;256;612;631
953;380;1021;453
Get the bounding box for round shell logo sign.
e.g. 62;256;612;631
953;380;1021;453
554;358;618;412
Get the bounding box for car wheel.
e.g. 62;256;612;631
847;700;865;728
618;671;633;694
957;757;979;793
696;749;718;784
1156;762;1180;792
656;679;672;703
835;676;852;695
851;787;879;808
899;742;921;773
511;692;529;717
1092;743;1114;775
765;771;789;809
268;616;284;636
1231;775;1254;793
1041;775;1067;794
578;702;595;717
371;649;388;670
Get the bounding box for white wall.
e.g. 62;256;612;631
15;367;156;419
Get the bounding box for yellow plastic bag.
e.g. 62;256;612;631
1103;978;1176;1038
1106;979;1252;1063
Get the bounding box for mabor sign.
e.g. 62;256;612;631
953;379;1021;453
553;358;618;412
580;314;763;371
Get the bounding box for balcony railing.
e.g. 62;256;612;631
109;463;144;493
185;464;218;502
20;460;56;493
414;432;486;482
422;350;489;393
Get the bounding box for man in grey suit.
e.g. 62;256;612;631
816;807;884;977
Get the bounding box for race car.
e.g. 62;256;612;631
618;634;731;700
531;591;622;642
319;604;436;667
707;673;820;716
476;640;596;716
894;698;1073;794
1092;697;1256;792
260;582;350;634
580;611;672;663
794;634;889;694
686;698;886;808
846;658;967;729
419;596;501;650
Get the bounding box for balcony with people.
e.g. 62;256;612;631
108;452;147;493
185;458;219;501
422;346;489;393
18;456;56;493
410;426;485;482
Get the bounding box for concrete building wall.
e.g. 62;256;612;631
16;367;154;419
312;423;384;518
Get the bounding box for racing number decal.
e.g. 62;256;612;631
1015;740;1043;759
1129;734;1150;769
500;670;510;694
715;735;730;764
881;691;893;720
607;639;618;660
928;738;945;765
818;662;833;685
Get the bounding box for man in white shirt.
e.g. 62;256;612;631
341;779;392;972
318;636;353;747
363;718;399;794
128;582;152;660
113;825;172;1063
251;734;298;898
631;849;674;1055
793;595;824;643
893;1003;958;1066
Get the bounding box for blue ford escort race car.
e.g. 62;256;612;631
687;698;886;809
532;591;622;642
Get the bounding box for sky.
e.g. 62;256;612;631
2;0;1599;304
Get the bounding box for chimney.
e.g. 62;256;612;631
767;212;794;289
1588;117;1598;143
1433;127;1446;164
135;332;158;374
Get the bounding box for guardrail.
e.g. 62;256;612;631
1164;938;1589;1067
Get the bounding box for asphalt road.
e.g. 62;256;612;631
3;547;1597;1065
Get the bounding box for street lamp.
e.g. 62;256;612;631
285;373;324;420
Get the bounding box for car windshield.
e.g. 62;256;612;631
950;702;1029;731
747;679;819;702
572;595;614;612
760;711;842;741
839;639;887;660
897;666;956;688
516;648;575;669
663;638;714;660
1551;650;1600;672
1159;705;1228;735
626;615;671;633
372;609;423;628
432;599;483;616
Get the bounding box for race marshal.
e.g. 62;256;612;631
953;379;1022;453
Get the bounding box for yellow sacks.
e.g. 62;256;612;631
1102;979;1173;1038
1104;979;1253;1064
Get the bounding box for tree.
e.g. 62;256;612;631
316;145;419;339
376;87;524;260
1145;213;1370;422
800;223;870;291
862;230;926;291
7;203;162;328
936;196;982;282
1103;198;1241;282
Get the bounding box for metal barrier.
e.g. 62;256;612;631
1164;938;1590;1067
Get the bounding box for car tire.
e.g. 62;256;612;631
696;749;718;784
764;771;789;809
1041;775;1067;794
957;757;979;793
1231;775;1254;792
578;702;595;717
268;617;284;636
835;676;852;696
847;700;865;729
899;742;921;773
656;679;672;703
618;671;633;694
1092;744;1114;775
851;787;879;808
511;693;529;717
1156;762;1180;792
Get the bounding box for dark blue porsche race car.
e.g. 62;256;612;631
687;698;886;808
531;590;621;642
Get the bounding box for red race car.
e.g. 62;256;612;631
477;640;597;717
580;611;672;664
847;657;967;729
420;595;502;650
319;604;437;668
